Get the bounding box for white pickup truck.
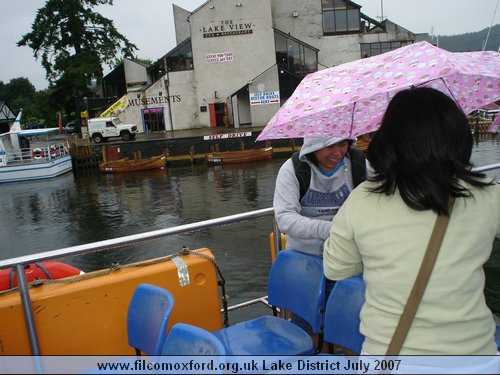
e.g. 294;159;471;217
88;117;138;143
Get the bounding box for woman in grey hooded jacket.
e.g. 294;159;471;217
273;137;366;257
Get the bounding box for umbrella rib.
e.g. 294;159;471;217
437;77;460;108
349;101;356;139
417;77;462;110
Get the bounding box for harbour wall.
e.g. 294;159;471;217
70;129;302;170
70;118;494;170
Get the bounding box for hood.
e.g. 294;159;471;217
299;137;354;161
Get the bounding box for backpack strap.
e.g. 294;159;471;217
292;148;367;201
348;148;367;188
291;151;310;201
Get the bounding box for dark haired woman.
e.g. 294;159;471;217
323;87;499;358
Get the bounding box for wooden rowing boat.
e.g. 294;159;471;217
206;147;273;165
99;155;166;173
352;134;371;153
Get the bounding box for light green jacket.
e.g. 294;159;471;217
323;180;499;355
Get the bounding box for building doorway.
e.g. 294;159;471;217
209;103;228;127
142;108;166;132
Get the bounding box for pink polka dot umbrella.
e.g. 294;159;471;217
257;41;500;140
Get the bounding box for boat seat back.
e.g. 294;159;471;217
324;274;365;354
127;284;175;356
213;250;326;355
161;323;226;355
268;249;326;334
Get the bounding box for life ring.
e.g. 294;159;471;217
0;261;82;291
49;144;59;157
63;141;70;153
32;148;44;159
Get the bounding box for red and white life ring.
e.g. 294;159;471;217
32;148;44;159
0;261;82;291
49;144;59;157
63;141;70;153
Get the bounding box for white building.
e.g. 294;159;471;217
102;0;419;133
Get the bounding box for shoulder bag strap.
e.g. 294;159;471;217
386;197;456;356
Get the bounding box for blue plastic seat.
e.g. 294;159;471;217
127;283;175;356
213;249;326;355
495;323;500;350
324;274;365;354
161;323;226;355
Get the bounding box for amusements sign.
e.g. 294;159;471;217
250;91;280;106
207;52;233;64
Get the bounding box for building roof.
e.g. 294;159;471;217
0;101;17;122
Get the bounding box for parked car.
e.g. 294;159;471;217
64;122;80;134
88;117;138;143
24;122;44;129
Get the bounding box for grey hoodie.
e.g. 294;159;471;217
273;137;356;257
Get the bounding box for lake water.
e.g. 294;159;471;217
1;135;499;303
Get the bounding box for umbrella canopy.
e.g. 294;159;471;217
257;41;500;140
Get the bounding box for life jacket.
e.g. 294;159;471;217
291;148;367;201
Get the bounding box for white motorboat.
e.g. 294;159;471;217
0;111;73;183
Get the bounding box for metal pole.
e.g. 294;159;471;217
164;57;174;131
483;0;499;50
15;264;41;355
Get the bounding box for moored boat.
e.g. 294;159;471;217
206;147;273;164
0;111;73;184
99;154;166;173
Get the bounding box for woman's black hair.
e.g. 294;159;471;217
366;86;493;215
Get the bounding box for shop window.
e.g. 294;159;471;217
274;30;318;76
322;0;360;35
166;41;193;72
275;33;288;67
288;40;300;71
148;38;194;83
304;48;317;72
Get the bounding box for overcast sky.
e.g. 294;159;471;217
2;0;499;90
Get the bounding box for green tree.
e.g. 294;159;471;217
0;78;37;120
17;0;137;114
0;77;36;104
